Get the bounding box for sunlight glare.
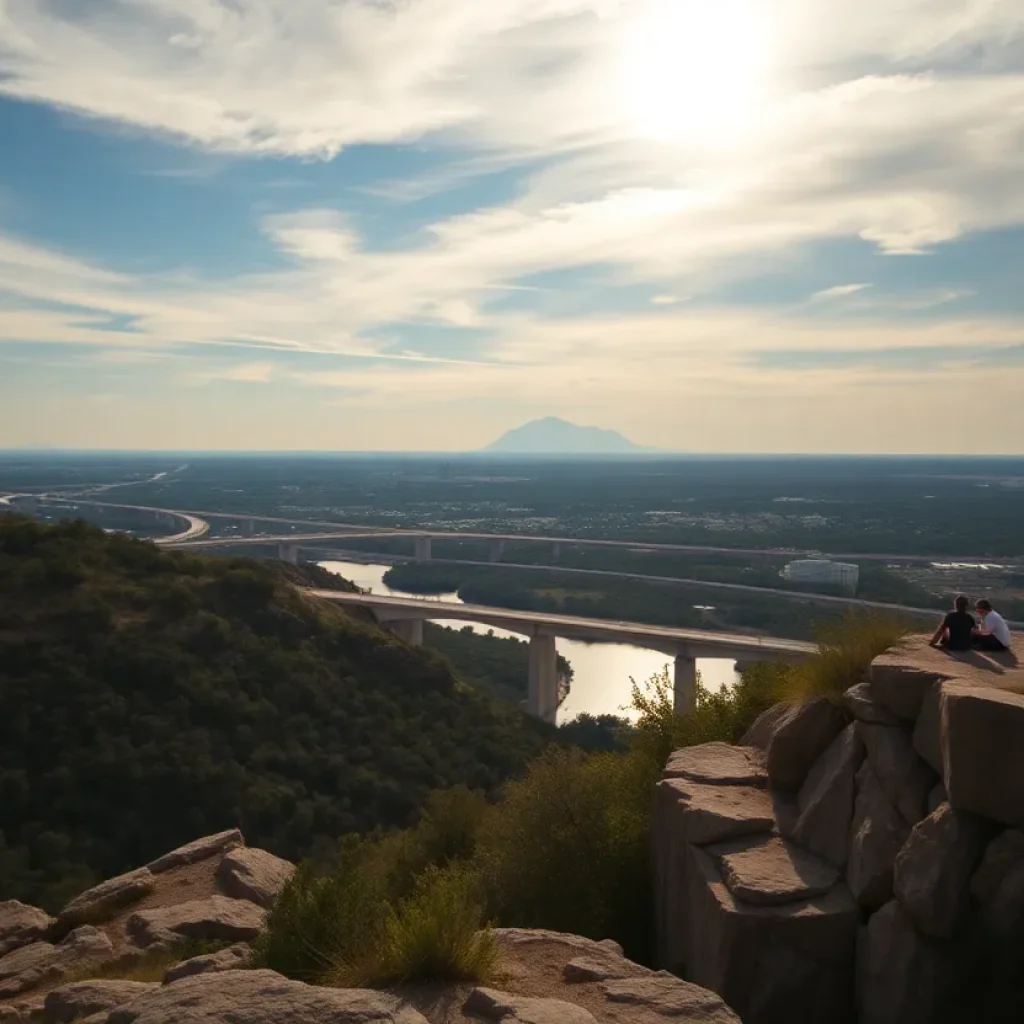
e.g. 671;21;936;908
617;0;771;146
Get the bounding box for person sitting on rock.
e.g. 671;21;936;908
929;594;976;651
973;598;1013;651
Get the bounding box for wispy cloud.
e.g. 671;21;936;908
812;283;871;301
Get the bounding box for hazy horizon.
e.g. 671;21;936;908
1;1;1023;454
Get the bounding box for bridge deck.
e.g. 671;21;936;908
307;589;816;660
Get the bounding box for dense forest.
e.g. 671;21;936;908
0;517;556;910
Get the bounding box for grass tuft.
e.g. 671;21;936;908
774;610;912;704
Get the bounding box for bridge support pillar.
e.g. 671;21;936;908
243;520;255;536
674;654;697;714
278;542;299;565
489;539;505;563
414;536;432;562
391;619;424;646
528;634;559;725
552;542;561;562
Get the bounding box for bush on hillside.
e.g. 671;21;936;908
254;844;494;987
0;516;551;910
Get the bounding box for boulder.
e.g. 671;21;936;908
793;723;864;868
0;927;113;997
707;835;839;907
492;929;622;956
146;830;244;875
215;848;295;909
681;845;858;1024
941;684;1024;826
664;743;766;788
43;981;157;1023
740;702;791;751
562;953;651;983
59;868;155;928
0;902;54;957
847;761;910;910
911;683;942;773
868;649;945;720
844;683;899;726
860;724;933;828
654;778;775;846
464;987;597;1024
766;698;847;791
893;802;985;938
163;943;252;983
101;970;427;1024
857;900;954;1024
126;897;264;948
601;974;740;1021
971;828;1024;905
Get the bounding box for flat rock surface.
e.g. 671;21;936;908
0;903;53;958
664;743;766;787
657;778;775;846
601;975;740;1021
706;835;840;907
0;927;113;998
492;930;623;957
59;869;155;929
215;848;295;908
562;955;651;983
126;896;264;948
464;987;597;1024
100;971;428;1024
44;981;157;1023
163;943;251;983
145;831;244;875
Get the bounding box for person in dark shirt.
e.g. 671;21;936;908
929;595;976;651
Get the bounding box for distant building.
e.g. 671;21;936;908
781;559;860;594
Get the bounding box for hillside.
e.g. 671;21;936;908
483;416;648;454
0;517;552;911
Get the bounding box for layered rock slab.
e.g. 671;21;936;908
126;897;264;949
0;903;53;958
99;970;428;1024
215;848;295;908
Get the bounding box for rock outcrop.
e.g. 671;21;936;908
58;869;155;929
127;896;265;949
0;926;113;997
0;904;53;959
654;635;1024;1024
215;848;295;908
43;980;158;1023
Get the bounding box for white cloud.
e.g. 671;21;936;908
2;0;1024;450
812;284;871;301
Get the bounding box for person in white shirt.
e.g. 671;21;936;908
973;599;1012;651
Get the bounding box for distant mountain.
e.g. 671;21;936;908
484;417;649;455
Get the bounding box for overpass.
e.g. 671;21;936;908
307;589;816;724
20;495;1022;566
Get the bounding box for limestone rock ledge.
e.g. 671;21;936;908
654;634;1024;1024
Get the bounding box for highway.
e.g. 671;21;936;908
20;496;1022;566
307;589;817;660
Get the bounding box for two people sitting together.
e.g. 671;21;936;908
930;595;1013;652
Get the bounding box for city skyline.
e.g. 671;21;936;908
1;0;1022;453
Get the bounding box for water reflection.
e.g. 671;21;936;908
319;560;740;724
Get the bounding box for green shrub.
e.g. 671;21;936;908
776;610;911;704
345;864;497;986
251;840;386;983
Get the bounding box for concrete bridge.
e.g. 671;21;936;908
306;589;815;724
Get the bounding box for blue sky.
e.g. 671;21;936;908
1;0;1022;453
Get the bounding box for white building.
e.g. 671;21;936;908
781;559;860;594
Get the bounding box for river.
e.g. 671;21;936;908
319;560;740;724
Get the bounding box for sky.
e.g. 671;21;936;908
0;0;1023;454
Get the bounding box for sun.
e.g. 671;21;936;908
615;0;771;146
